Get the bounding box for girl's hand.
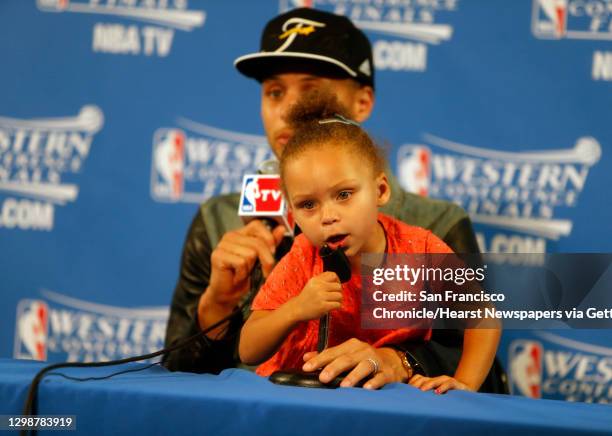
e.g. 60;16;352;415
408;374;473;394
288;272;343;321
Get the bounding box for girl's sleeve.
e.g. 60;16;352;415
371;329;431;349
251;237;312;311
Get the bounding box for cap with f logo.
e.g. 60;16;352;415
234;8;375;88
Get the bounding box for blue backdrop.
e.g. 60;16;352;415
1;0;611;403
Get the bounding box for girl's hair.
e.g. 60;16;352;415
279;92;386;184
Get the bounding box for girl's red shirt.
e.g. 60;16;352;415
251;213;453;376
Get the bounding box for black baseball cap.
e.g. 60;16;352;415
234;8;374;88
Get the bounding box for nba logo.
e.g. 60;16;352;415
397;145;431;197
14;300;49;361
239;175;284;214
36;0;70;11
282;0;314;9
240;176;258;212
532;0;567;39
152;128;186;201
509;340;544;399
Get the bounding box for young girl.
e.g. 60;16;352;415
239;94;500;392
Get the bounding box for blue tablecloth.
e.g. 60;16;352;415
0;358;610;435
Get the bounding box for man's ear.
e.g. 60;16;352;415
352;85;374;123
375;172;391;206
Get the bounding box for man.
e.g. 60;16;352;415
164;7;493;391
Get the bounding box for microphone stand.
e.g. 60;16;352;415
268;245;355;388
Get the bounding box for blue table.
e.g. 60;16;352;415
0;358;610;435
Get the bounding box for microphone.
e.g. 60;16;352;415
238;160;294;234
317;244;351;352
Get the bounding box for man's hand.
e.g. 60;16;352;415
286;272;343;322
198;220;285;336
302;338;409;390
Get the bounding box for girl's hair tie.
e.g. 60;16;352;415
318;113;361;127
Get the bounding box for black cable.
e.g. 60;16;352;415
20;305;241;436
45;361;163;383
212;319;232;341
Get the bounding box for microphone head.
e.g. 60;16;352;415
319;244;351;283
257;159;280;175
238;173;294;235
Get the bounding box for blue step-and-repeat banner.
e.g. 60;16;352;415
1;0;611;404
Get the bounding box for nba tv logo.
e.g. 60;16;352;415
151;129;185;202
14;300;49;361
509;340;544;399
239;175;284;214
532;0;567;38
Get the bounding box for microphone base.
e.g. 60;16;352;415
268;370;364;389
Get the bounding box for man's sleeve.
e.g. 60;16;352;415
162;208;242;374
430;215;482;346
442;216;480;254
